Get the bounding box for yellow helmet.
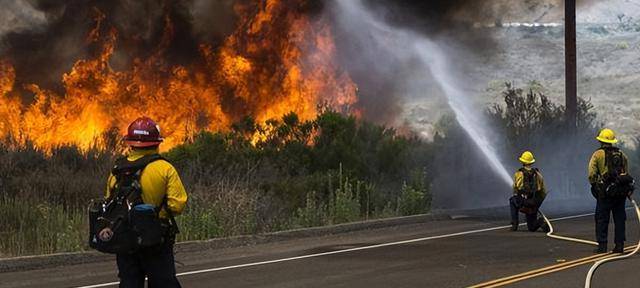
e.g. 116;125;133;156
518;151;535;165
596;128;618;144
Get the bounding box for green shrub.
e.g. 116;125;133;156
329;167;361;224
175;194;224;241
0;110;435;256
397;183;426;216
397;170;430;216
293;191;328;228
0;196;86;257
616;41;630;50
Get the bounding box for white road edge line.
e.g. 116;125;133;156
75;212;595;288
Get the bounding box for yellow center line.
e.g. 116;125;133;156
468;245;636;288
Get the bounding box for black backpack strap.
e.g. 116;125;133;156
161;197;180;235
109;154;165;203
518;167;539;173
112;154;165;176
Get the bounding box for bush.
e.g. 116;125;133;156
616;14;640;32
397;183;426;216
431;82;601;209
328;167;361;224
176;193;223;241
0;110;435;256
397;170;430;216
293;191;328;228
616;41;630;50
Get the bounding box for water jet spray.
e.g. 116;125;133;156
332;0;513;187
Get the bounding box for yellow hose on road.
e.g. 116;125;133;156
540;212;599;246
584;198;640;288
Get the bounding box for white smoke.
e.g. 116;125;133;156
328;0;513;186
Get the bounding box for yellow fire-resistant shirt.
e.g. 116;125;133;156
588;146;629;184
106;148;188;218
513;167;547;200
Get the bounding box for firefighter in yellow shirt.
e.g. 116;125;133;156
510;151;549;232
588;128;634;254
100;117;187;288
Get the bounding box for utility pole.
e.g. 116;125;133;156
565;0;577;129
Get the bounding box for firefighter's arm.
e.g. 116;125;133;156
536;172;547;202
623;152;630;174
165;166;188;215
513;171;523;195
588;151;600;184
105;174;116;199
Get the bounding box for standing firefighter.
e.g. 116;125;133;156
509;151;550;232
589;128;634;254
89;117;187;288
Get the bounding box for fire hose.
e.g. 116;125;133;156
539;197;640;288
583;197;640;288
540;212;598;246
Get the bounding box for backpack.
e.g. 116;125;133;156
88;154;178;254
519;168;538;197
601;147;635;198
518;168;540;213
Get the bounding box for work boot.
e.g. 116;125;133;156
510;223;518;231
593;242;607;254
613;242;624;253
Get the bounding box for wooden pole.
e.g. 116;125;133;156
565;0;577;128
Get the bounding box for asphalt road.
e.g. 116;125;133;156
2;209;639;288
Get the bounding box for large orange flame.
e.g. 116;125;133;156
0;0;357;151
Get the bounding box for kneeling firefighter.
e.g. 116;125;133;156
589;128;634;254
89;117;188;288
509;151;550;232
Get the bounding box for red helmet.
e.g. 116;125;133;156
124;117;163;147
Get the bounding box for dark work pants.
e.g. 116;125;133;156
510;196;543;232
595;197;627;244
116;241;181;288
